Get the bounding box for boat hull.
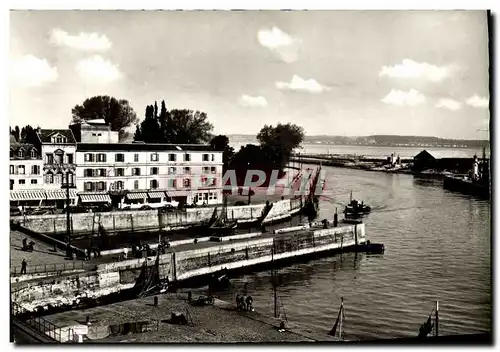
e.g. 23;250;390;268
443;175;490;199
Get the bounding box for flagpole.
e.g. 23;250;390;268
435;301;439;337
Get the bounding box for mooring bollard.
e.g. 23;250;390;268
154;296;158;307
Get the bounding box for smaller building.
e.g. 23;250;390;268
412;150;436;171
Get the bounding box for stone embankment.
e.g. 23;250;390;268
11;197;304;237
12;222;365;313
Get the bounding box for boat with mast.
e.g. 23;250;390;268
208;194;238;235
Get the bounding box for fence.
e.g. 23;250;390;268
12;302;74;343
10;261;86;276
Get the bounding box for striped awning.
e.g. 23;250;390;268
10;190;47;201
45;189;78;200
126;192;148;200
148;191;165;199
79;193;111;203
166;190;190;197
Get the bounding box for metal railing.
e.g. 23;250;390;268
10;261;86;276
12;302;74;343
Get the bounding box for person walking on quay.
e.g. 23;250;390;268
20;259;27;275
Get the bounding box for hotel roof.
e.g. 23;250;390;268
76;143;219;152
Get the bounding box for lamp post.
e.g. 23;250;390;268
63;172;74;259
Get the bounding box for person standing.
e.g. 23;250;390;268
20;259;27;275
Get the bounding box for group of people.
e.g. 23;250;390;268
236;293;254;312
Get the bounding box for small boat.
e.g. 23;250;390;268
209;195;238;235
355;240;385;254
344;191;371;217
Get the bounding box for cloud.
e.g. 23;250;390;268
239;95;268;107
76;55;121;83
379;59;449;82
10;55;58;88
465;95;489;109
50;28;111;51
276;75;331;94
257;27;300;63
381;89;426;106
436;98;462;111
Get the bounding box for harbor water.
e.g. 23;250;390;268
211;165;491;340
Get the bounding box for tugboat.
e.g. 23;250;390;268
344;191;371;217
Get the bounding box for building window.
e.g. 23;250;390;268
30;149;37;158
55;136;66;144
9;165;14;174
184;167;191;174
84;182;93;191
46;153;54;164
66;173;74;185
116;168;125;177
67;153;74;164
31;179;37;185
55;172;63;184
116;181;124;190
151;153;159;162
169;179;177;188
134;180;139;190
115;153;125;162
97;181;106;191
211;154;215;161
18;165;25;175
183;178;191;188
97;169;106;177
169;154;176;162
54;150;64;164
46;173;54;184
31;165;40;175
202;154;209;161
202;166;210;174
19;179;25;185
10;149;13;158
150;179;159;189
211;167;216;174
84;169;92;177
84;153;94;162
150;167;158;175
18;149;25;158
132;168;141;176
184;153;191;162
10;180;13;190
97;153;106;162
134;154;139;162
168;167;176;175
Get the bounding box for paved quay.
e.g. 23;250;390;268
42;292;335;343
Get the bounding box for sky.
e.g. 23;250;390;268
9;10;490;139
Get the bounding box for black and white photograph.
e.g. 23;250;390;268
8;7;492;344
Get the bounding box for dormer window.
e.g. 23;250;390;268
30;149;37;158
18;149;25;158
52;134;67;144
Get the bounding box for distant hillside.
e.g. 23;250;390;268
228;134;488;148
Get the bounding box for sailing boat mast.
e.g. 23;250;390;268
339;297;344;340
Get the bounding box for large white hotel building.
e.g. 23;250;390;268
9;119;223;209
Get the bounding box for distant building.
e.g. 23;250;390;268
412;150;436;171
9;142;44;191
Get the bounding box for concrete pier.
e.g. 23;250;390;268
11;222;365;313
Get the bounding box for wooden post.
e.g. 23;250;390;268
130;214;134;232
113;215;116;231
354;224;358;246
435;301;439;337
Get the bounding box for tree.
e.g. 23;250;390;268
210;135;235;172
71;95;138;140
20;125;39;145
257;123;304;169
167;109;214;144
11;126;20;142
133;125;142;141
133;102;214;145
